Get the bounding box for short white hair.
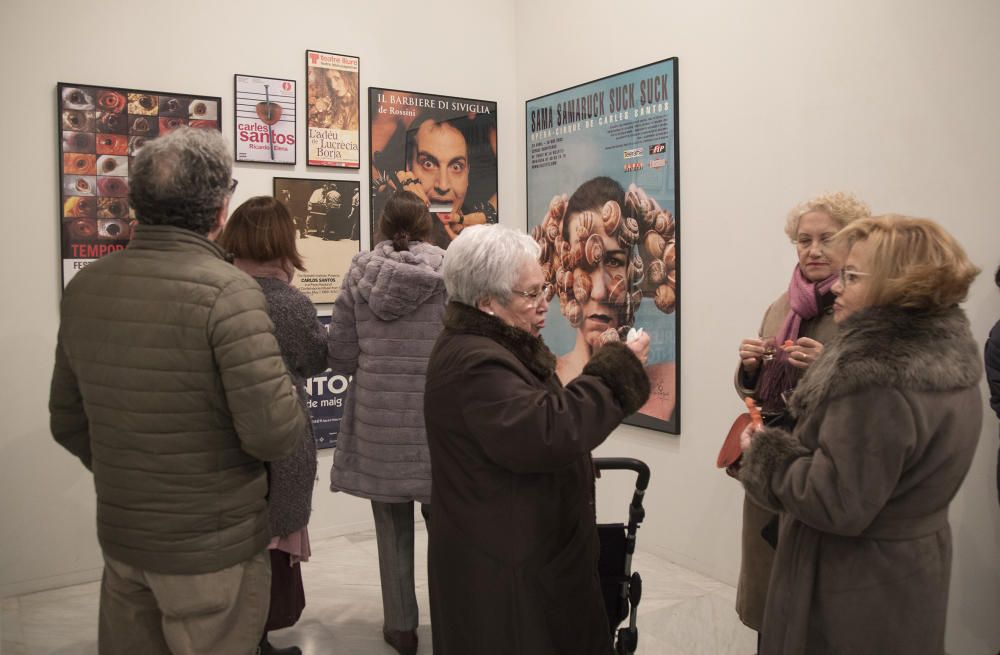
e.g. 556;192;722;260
783;191;870;240
442;225;540;306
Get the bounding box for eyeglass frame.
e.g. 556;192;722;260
838;268;870;287
792;234;835;251
510;282;553;305
228;178;239;194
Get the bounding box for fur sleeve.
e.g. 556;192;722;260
986;320;1000;419
582;342;650;416
739;427;810;512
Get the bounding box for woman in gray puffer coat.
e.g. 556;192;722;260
328;189;446;655
219;196;329;655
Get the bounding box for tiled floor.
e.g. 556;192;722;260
1;524;755;654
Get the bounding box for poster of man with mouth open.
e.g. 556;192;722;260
369;87;497;250
525;58;680;434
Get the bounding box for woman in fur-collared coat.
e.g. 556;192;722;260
740;215;982;655
424;225;651;655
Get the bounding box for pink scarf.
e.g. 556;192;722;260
232;258;294;284
757;266;837;408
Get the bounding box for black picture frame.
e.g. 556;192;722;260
368;86;498;250
524;58;681;434
57;82;222;288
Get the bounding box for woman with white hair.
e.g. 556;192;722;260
423;225;650;655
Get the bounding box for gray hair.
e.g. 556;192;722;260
129;127;233;235
443;225;540;306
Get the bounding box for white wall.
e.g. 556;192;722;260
3;0;999;652
514;1;1000;653
0;0;517;596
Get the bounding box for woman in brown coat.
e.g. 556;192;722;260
740;215;982;655
733;192;869;636
424;224;651;655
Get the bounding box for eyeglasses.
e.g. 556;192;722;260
838;269;870;287
511;282;553;305
794;235;834;250
228;178;239;194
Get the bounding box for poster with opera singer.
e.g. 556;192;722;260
368;87;498;250
306;50;360;168
57;82;221;287
234;74;296;164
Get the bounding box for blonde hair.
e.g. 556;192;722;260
784;191;871;240
836;214;980;310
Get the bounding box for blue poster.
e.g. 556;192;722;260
526;58;680;434
306;315;353;449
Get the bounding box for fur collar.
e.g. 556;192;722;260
353;241;445;321
791;305;981;416
443;301;556;380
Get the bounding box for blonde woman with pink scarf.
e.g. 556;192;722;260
731;192;870;648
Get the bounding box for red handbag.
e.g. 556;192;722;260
717;412;752;469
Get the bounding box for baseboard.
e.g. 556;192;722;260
2;519;382;599
1;566;104;599
639;542;738;588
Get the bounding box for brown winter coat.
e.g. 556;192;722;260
424;301;649;655
732;289;838;630
49;225;305;575
740;305;982;655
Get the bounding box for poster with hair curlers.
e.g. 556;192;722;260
525;58;680;434
57;82;221;287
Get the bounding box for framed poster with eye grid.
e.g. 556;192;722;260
234;74;296;164
57;82;221;287
525;58;680;434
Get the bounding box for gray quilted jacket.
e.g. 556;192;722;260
328;240;446;504
49;225;305;574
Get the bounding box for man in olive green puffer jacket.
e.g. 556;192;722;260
49;128;306;655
